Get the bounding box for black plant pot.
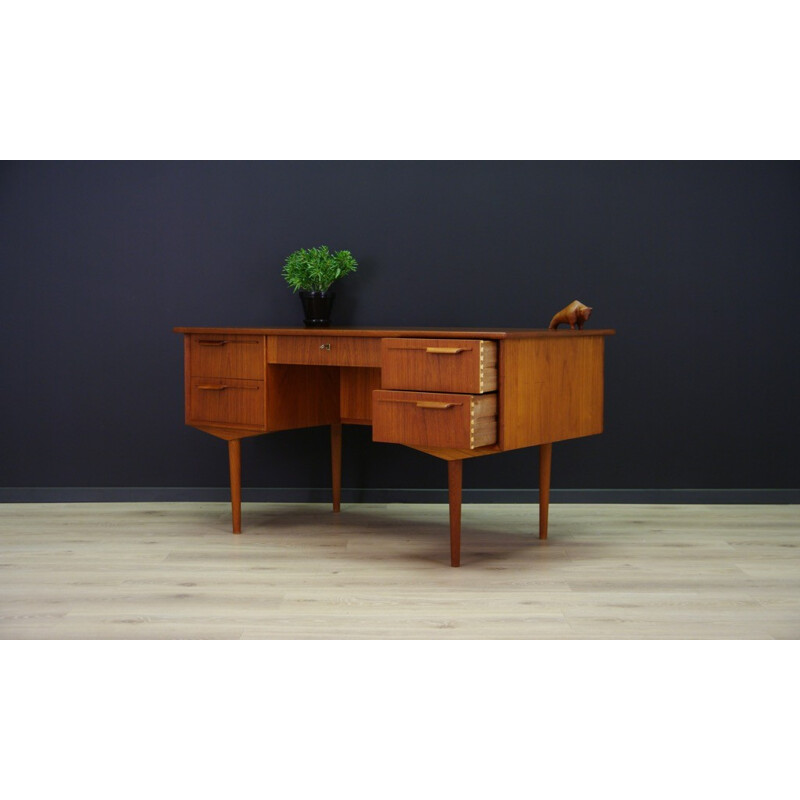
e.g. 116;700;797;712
299;290;335;328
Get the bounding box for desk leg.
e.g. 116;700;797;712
228;439;242;534
539;442;552;540
448;460;463;567
331;422;342;513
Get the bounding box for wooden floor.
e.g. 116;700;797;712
1;502;798;639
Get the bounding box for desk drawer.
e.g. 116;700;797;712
372;390;497;449
381;338;497;393
268;335;381;367
188;378;266;429
190;334;265;379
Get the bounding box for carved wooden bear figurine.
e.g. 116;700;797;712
549;300;592;330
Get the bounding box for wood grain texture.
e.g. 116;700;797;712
539;443;552;540
176;326;615;340
2;503;797;639
381;338;497;393
268;335;381;367
373;390;497;449
189;334;265;380
191;425;265;441
188;378;266;429
499;336;604;451
448;461;463;567
409;445;500;461
183;334;191;426
265;364;339;432
228;440;241;533
340;367;381;424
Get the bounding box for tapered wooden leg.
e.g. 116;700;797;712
331;422;342;513
539;442;552;540
448;460;463;567
228;438;242;534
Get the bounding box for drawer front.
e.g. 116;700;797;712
268;335;381;367
190;334;265;379
381;338;497;393
188;378;266;429
372;390;497;449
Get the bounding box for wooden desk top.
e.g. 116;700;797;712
174;326;615;339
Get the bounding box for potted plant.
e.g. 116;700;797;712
281;245;358;327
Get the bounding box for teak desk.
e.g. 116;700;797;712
174;326;614;566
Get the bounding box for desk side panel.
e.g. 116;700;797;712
183;334;191;426
341;366;381;424
499;336;605;450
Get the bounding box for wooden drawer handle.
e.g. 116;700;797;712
196;384;260;391
425;347;466;354
376;397;463;408
197;338;259;346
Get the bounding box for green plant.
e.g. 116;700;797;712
281;245;358;293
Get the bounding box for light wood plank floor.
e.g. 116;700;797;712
1;502;798;639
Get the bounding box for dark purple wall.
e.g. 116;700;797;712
1;161;798;499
